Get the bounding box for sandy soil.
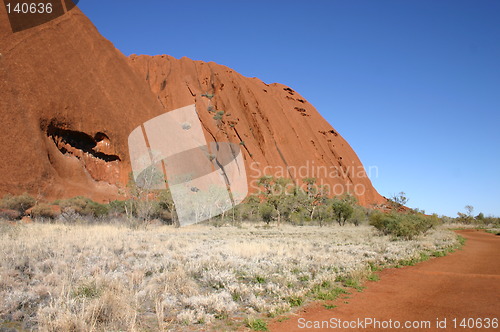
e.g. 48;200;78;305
269;230;500;331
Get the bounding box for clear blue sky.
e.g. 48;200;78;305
78;0;500;217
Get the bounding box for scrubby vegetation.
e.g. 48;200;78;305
0;193;36;218
0;222;459;331
369;212;441;240
30;203;58;220
57;196;110;219
2;178;499;232
0;181;497;330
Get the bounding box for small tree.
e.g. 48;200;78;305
257;176;273;195
242;195;260;221
158;188;179;227
465;205;474;217
457;205;475;224
128;166;166;223
259;203;274;224
389;191;408;210
314;201;332;227
302;178;329;221
475;212;485;222
331;200;352;226
350;205;368;226
257;176;293;226
331;194;355;226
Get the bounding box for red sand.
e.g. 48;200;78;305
270;230;500;331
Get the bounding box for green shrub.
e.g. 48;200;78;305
324;304;338;309
350;205;369;226
201;93;214;100
87;201;109;218
57;197;109;218
331;198;354;226
370;212;440;240
309;283;349;301
31;204;58;219
0;193;36;214
108;200;128;214
259;203;274;224
287;296;303;307
58;196;91;213
245;318;268;331
289;208;309;226
108;195;175;224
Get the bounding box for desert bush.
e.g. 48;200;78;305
331;195;355;226
452;206;500;227
232;203;254;222
0;209;21;220
259;203;274;224
87;201;109;218
370;212;440;240
484;216;500;227
156;189;177;225
58;196;91;214
30;204;58;220
349;205;369;226
0;193;36;215
313;203;331;227
289;208;309;226
109;195;176;225
108;200;127;215
256;176;315;225
57;197;109;219
245;317;268;331
388;191;409;210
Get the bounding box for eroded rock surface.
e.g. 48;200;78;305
0;6;384;206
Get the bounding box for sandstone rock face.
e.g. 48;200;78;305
127;55;385;206
0;6;384;206
0;7;163;201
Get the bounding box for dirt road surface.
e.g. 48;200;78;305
270;230;499;331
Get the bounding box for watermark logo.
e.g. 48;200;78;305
3;0;80;33
246;161;379;197
128;105;248;226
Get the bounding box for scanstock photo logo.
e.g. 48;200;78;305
128;105;248;227
3;0;79;33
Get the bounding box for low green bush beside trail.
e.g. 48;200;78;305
369;211;441;240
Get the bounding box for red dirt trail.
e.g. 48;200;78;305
269;230;500;331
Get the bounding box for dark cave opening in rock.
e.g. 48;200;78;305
46;123;121;162
94;132;109;142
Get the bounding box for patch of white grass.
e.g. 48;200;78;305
0;222;458;331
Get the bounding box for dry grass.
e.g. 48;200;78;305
0;221;458;331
